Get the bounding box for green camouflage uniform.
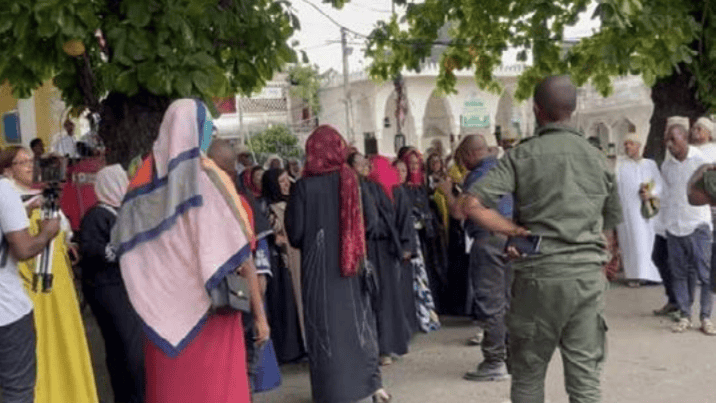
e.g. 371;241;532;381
469;123;623;403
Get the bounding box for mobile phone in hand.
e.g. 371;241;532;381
505;235;542;256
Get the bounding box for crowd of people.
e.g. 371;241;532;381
2;75;716;403
616;115;716;335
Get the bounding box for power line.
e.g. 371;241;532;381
297;0;351;32
296;0;470;48
347;2;393;14
296;0;570;51
297;41;341;51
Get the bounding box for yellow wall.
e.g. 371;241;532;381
0;80;61;149
0;82;19;148
34;81;60;146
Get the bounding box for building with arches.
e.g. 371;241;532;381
317;65;653;158
573;75;654;159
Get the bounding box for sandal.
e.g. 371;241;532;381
372;388;392;403
700;319;716;336
672;317;691;333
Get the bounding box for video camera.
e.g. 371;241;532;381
34;155;67;185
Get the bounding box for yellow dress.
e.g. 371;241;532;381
18;209;99;403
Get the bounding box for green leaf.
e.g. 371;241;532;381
136;62;154;86
36;11;59;38
192;70;211;93
128;28;151;60
126;2;152;28
33;0;57;13
115;70;139;95
13;14;30;38
113;32;133;66
186;52;215;67
174;75;193;97
178;18;195;48
0;17;13;34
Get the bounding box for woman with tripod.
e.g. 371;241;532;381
0;146;99;403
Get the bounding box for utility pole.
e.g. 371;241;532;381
341;27;354;143
237;95;245;144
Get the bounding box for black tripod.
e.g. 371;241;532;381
33;185;60;293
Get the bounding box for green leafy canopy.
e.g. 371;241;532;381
288;63;321;115
366;0;715;109
0;0;301;115
248;124;302;159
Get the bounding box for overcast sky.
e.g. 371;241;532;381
289;0;602;73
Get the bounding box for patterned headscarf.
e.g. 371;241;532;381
367;155;400;202
303;125;365;277
400;148;424;186
112;99;255;356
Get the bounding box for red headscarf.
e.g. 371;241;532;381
303;125;365;277
367;155;400;202
242;167;262;198
400;148;424;186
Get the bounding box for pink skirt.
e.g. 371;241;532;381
145;312;251;403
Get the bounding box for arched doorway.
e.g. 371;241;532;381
587;122;610;151
495;91;517;142
422;91;453;155
612;118;637;156
382;91;416;155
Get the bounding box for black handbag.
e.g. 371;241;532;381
209;269;251;314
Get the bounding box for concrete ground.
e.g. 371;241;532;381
68;281;716;403
252;283;716;403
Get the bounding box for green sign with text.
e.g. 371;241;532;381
461;98;490;128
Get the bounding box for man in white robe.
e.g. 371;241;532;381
616;133;664;285
690;117;716;161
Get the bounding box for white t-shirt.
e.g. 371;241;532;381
0;178;32;326
661;146;713;237
51;133;78;158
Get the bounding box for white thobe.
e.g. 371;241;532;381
696;142;716;162
615;157;663;282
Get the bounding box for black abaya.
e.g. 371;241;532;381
363;181;412;357
394;186;419;334
265;233;305;363
79;205;144;403
402;185;448;313
286;173;381;403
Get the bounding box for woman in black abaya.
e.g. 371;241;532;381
262;168;305;363
286;126;388;403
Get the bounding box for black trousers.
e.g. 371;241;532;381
0;312;35;403
84;283;145;403
652;235;676;306
468;236;511;363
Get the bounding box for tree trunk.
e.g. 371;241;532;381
643;67;707;165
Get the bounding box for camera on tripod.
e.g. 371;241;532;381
34;155;67;185
32;155;68;293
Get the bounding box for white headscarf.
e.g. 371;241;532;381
263;153;284;170
95;164;128;208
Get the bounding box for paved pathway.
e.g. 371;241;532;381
254;284;716;403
